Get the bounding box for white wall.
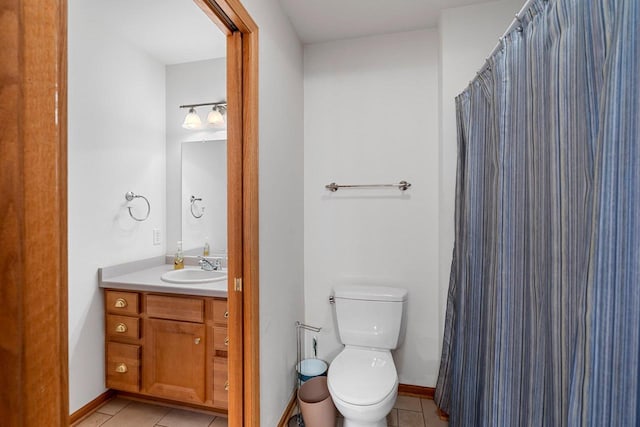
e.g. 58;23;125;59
237;0;305;424
304;29;441;386
165;58;227;254
438;0;524;334
68;0;166;412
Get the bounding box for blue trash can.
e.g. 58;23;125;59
296;359;328;382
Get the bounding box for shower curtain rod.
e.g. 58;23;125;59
475;0;540;78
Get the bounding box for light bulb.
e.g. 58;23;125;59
182;107;202;129
207;106;225;127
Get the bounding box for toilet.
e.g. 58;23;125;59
327;285;408;427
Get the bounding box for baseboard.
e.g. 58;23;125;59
398;384;435;399
437;407;450;421
69;389;116;424
277;390;298;427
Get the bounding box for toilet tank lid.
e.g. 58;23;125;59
333;285;407;302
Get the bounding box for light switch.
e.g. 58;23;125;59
153;228;161;245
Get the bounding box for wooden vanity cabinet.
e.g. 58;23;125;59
210;298;229;407
104;289;228;411
105;291;141;392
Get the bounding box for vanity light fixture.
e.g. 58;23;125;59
206;105;226;127
182;107;202;129
180;101;226;130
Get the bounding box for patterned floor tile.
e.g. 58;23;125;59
73;412;112;427
96;397;131;416
156;408;216;427
101;401;170;427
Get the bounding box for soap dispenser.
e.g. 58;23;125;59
174;241;184;270
203;238;210;257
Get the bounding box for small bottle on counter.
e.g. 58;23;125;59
203;238;210;257
174;241;184;270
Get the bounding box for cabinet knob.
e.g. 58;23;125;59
224;311;229;319
115;363;128;373
194;337;201;345
115;323;127;333
114;298;127;308
224;381;229;391
224;337;229;346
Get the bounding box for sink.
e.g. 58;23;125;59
161;268;227;284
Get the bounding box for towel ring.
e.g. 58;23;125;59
125;191;150;221
190;195;204;219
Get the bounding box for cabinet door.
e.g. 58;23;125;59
212;357;228;408
143;318;206;403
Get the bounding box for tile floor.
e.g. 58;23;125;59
73;395;447;427
71;397;227;427
383;395;448;427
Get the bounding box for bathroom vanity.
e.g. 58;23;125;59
99;256;229;411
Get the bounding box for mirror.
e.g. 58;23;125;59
181;139;227;255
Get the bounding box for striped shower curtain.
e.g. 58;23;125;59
435;0;640;426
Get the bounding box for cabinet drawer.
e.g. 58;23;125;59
106;314;140;340
146;294;204;323
213;327;228;352
106;290;139;315
213;357;228;408
212;299;228;325
107;342;140;392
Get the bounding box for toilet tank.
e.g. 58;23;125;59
333;285;408;350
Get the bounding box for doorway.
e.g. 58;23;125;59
0;0;258;426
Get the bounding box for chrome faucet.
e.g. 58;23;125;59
198;256;221;271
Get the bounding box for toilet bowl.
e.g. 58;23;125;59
327;285;408;427
328;347;398;427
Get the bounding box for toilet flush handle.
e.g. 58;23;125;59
328;296;335;304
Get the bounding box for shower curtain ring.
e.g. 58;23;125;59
515;13;523;32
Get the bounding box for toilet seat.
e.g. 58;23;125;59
327;347;398;406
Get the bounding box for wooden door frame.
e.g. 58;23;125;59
194;1;260;425
0;0;259;425
1;1;68;425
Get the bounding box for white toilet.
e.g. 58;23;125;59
327;285;408;427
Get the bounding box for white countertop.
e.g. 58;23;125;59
99;257;228;297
